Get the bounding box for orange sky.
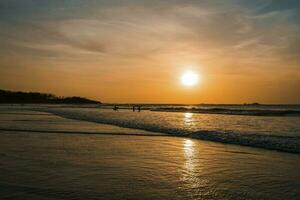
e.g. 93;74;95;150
0;0;300;104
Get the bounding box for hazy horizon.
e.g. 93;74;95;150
1;0;300;104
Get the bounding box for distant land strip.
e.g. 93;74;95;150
0;89;101;104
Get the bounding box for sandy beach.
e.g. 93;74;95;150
0;107;299;200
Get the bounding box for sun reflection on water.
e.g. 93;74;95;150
184;112;194;128
184;113;193;122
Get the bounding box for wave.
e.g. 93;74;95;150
189;130;300;154
32;108;300;154
151;107;300;116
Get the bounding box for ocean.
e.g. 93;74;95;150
26;104;300;153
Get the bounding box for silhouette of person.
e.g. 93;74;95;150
113;105;118;111
138;106;141;112
133;106;135;112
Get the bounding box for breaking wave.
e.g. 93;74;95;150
32;107;300;154
151;107;300;116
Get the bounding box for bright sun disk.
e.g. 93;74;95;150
181;71;199;86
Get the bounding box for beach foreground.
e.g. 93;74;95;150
0;108;299;200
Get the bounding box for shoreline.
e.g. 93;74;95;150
37;108;300;154
2;105;299;154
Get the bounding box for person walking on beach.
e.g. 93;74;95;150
138;105;141;112
132;105;135;112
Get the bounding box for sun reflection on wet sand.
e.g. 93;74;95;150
182;139;198;186
183;139;196;172
183;139;195;171
184;139;194;154
181;138;210;197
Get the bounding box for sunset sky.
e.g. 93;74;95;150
0;0;300;104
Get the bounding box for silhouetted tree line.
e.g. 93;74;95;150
0;89;101;104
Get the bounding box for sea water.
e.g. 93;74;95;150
5;104;299;153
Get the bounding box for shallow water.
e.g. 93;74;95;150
0;108;300;199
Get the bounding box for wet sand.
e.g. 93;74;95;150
0;109;299;200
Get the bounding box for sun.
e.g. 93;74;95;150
181;71;199;86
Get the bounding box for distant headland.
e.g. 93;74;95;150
0;89;101;104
